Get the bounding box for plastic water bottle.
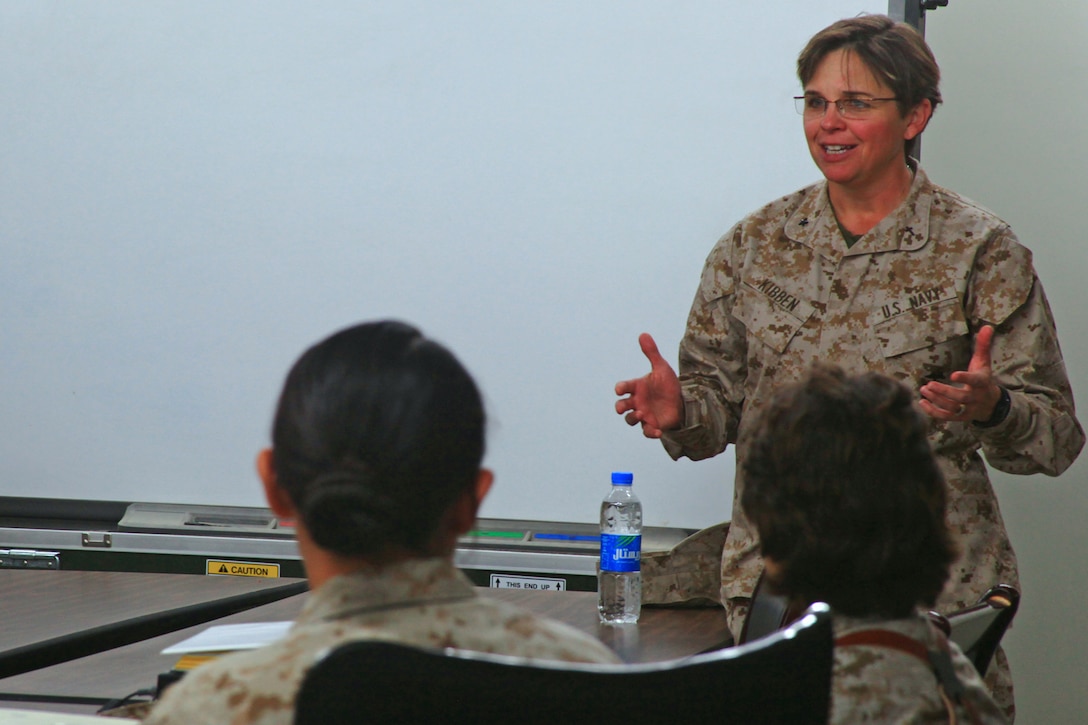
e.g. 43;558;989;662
598;471;642;623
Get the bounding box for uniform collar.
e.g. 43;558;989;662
295;557;477;625
785;162;933;259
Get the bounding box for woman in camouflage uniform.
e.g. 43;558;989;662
615;15;1083;719
146;321;617;725
743;364;1007;724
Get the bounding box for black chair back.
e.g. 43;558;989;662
944;584;1020;676
738;570;808;645
296;603;833;724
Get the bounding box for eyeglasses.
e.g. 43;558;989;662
794;95;898;119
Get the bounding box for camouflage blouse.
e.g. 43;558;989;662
144;558;618;725
662;166;1083;637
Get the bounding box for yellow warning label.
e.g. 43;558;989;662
206;559;281;578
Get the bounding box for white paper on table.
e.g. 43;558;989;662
161;621;293;654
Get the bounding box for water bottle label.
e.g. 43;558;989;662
599;533;641;572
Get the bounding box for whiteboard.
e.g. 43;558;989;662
0;1;883;528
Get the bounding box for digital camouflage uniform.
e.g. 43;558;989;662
143;558;618;725
641;521;728;607
660;165;1084;716
832;611;1008;724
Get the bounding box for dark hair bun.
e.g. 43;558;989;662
301;464;404;557
270;320;486;559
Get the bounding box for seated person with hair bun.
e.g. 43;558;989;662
144;320;618;725
741;364;1008;724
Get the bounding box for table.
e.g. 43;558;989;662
0;570;306;685
0;572;728;715
0;570;306;653
485;588;731;662
1;595;306;711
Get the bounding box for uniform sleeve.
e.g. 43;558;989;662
661;226;748;462
967;230;1085;476
142;646;298;725
142;665;235;725
949;645;1012;725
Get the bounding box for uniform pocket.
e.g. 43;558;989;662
735;280;814;354
873;297;968;359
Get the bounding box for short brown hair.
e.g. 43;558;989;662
798;14;942;157
741;364;956;618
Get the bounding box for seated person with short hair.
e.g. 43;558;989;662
144;320;618;725
741;364;1007;724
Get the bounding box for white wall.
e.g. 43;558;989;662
0;2;883;528
2;1;1082;718
925;2;1088;722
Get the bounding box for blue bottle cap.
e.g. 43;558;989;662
611;471;633;485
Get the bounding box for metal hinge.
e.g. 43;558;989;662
82;531;113;548
0;549;60;569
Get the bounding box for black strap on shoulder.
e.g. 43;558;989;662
927;635;967;703
836;625;982;725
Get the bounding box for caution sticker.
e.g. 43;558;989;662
206;559;281;578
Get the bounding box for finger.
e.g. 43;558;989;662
615;398;632;415
641;424;663;439
638;333;668;370
968;325;995;374
948;370;988;390
919;384;966;415
921;385;974;417
624;411;640;427
615;379;636;397
920;380;966;403
918;398;960;421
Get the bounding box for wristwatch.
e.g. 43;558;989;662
973;387;1011;428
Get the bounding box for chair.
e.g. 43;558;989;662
295;603;833;725
741;573;1019;678
738;570;806;645
938;584;1020;676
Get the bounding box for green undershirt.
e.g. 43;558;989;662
836;216;862;248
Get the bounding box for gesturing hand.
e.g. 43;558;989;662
919;325;1003;422
614;333;684;438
